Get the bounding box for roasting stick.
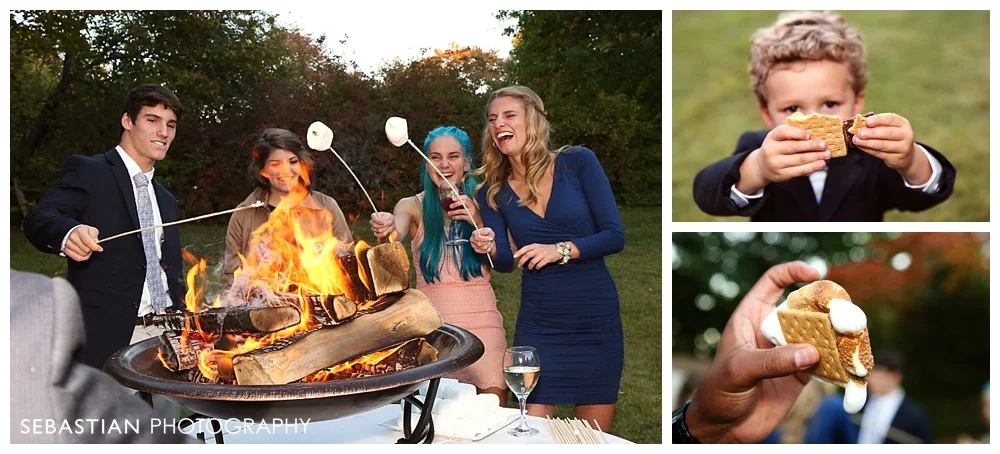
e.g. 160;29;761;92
580;419;602;444
306;122;379;215
546;416;569;443
98;201;265;244
593;420;609;444
385;117;494;269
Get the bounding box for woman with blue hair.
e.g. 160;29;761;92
370;126;507;404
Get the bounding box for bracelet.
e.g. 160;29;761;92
672;400;701;443
556;242;571;265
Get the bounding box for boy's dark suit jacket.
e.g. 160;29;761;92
23;149;185;369
692;130;956;221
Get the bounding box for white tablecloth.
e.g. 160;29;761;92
185;404;632;444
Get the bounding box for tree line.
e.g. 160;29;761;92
10;10;662;221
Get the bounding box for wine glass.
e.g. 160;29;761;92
437;182;469;247
503;346;540;437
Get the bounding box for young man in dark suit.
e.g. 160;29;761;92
692;11;955;221
24;84;186;370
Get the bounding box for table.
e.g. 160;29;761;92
185;404;633;444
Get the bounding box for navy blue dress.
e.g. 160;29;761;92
477;147;625;404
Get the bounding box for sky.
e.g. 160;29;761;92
270;7;518;75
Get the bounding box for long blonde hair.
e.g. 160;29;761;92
474;85;555;211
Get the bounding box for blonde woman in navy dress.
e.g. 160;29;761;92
470;85;625;431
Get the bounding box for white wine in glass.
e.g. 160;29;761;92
503;346;540;437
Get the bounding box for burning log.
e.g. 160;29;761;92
365;242;410;297
338;250;372;302
231;289;443;385
151;305;301;335
304;294;358;325
302;338;438;381
158;331;213;371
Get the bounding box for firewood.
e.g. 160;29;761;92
231;289;443;385
157;331;213;371
151;305;300;334
337;251;371;302
304;294;357;325
365;242;410;297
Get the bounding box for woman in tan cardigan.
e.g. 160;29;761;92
223;128;352;286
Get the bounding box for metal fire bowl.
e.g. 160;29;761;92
104;324;484;422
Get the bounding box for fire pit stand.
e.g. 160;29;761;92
397;377;441;444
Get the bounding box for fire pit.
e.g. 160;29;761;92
104;324;483;424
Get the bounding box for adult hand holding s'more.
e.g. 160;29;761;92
684;261;822;443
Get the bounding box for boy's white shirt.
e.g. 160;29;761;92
730;144;943;207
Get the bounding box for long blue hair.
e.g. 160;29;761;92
419;126;484;284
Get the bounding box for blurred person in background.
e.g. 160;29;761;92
855;350;933;443
778;380;839;443
806;349;933;443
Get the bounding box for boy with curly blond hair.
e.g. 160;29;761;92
693;11;955;221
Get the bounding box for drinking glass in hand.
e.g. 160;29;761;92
438;183;469;247
503;346;540;437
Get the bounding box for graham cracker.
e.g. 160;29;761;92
786;112;848;158
777;310;850;383
847;114;868;135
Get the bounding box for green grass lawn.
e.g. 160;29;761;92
672;10;989;222
9;206;662;443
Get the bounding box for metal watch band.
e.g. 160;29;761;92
672;399;701;444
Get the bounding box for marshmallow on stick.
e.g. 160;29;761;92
760;280;874;413
384;117;494;269
306;121;379;214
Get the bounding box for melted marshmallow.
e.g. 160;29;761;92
827;298;867;334
760;300;789;346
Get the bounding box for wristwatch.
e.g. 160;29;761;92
556;242;572;265
672;400;701;443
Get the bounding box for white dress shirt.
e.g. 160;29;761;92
857;388;906;444
61;146;168;317
730;144;944;207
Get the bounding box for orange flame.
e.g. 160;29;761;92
304;341;408;382
176;163;385;380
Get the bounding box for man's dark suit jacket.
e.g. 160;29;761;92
23;149;185;369
692;130;957;221
850;396;935;444
806;393;934;443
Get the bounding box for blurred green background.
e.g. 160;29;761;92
671;10;989;221
671;232;990;442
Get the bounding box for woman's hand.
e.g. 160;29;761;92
447;194;481;225
370;212;396;239
471;228;495;255
513;243;562;270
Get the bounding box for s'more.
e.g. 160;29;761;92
786;112;875;158
760;280;874;413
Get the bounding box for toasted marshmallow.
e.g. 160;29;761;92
848;346;868;377
828;298;867;334
760;301;789;346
